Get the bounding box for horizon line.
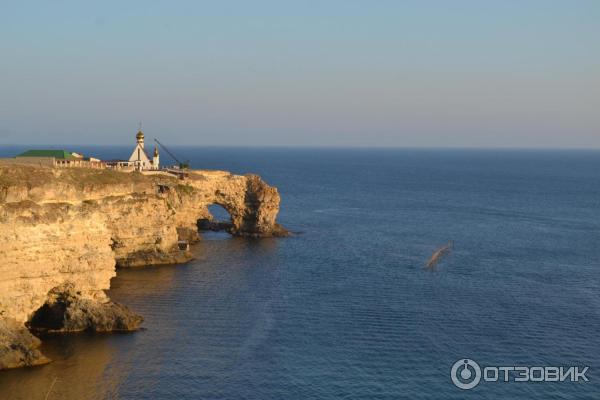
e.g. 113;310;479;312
1;143;600;151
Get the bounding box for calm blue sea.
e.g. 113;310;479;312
0;147;599;399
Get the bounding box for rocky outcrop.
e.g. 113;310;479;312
0;161;286;369
0;318;50;370
27;283;143;333
185;171;288;237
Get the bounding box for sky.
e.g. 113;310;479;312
0;0;599;148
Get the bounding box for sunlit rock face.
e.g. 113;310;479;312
0;200;116;324
185;171;288;237
0;318;50;370
27;282;143;333
0;162;286;369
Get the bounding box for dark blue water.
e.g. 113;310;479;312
0;147;599;399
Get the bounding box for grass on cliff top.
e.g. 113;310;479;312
0;160;55;187
175;183;195;195
0;161;177;189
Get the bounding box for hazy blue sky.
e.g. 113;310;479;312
0;1;598;147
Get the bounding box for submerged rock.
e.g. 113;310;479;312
0;318;50;370
425;241;454;270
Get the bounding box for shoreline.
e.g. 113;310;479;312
0;163;287;370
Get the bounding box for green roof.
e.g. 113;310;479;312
17;150;74;159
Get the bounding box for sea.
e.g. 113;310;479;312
0;147;599;400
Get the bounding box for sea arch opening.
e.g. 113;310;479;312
197;203;234;235
208;204;231;223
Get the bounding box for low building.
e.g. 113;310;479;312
15;150;105;169
104;160;134;170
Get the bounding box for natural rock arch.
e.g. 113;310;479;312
0;163;288;369
186;172;287;237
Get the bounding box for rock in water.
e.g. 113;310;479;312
27;283;143;333
0;318;50;370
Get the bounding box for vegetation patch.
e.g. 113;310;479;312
176;184;195;195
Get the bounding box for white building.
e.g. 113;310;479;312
128;129;160;171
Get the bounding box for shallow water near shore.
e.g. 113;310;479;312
1;147;599;399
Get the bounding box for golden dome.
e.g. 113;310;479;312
136;130;144;140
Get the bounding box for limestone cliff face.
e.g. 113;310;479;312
0;201;115;324
0;162;286;369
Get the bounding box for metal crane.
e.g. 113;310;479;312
154;139;190;170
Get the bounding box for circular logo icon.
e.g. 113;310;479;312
451;359;481;390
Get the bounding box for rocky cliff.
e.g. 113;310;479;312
0;161;286;369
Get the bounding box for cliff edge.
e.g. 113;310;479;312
0;161;287;369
